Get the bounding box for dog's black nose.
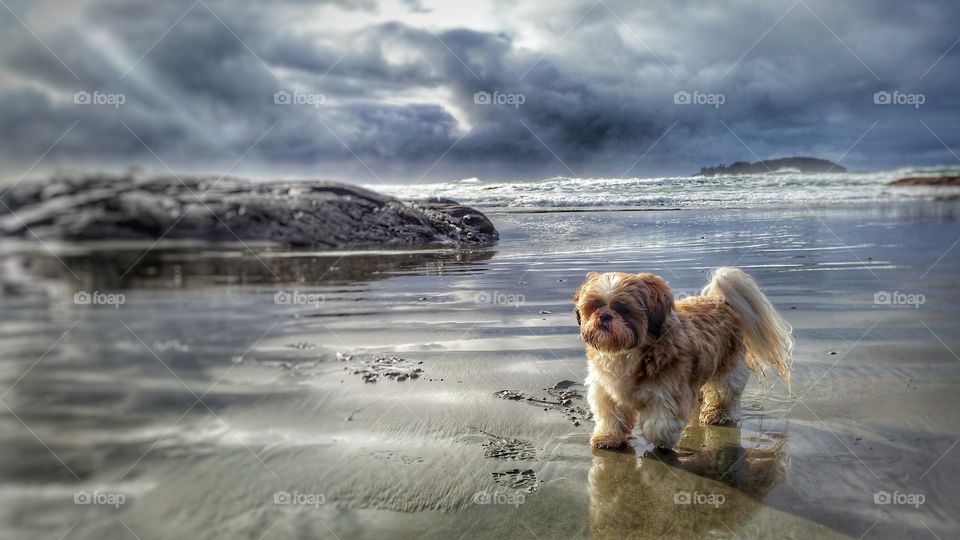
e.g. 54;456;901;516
599;313;613;324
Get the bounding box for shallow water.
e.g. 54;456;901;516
2;203;959;539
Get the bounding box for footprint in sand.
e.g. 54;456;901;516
469;427;537;460
484;439;536;460
467;428;541;493
369;450;425;465
342;354;424;383
492;468;540;493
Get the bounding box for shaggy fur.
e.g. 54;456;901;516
574;267;792;449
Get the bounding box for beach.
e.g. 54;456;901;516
2;0;959;536
2;201;960;539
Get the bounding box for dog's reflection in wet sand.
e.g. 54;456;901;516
588;423;787;539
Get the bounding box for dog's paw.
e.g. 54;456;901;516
590;432;628;449
698;407;737;426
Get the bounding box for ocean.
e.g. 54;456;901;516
372;166;960;210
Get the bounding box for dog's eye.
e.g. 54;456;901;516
611;302;631;316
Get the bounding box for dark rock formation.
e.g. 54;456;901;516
0;174;498;248
694;157;845;176
888;176;960;186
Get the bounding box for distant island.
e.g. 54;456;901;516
694;157;845;176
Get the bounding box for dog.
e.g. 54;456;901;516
573;267;792;449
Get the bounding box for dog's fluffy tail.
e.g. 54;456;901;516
701;267;793;390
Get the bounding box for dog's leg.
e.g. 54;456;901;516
640;403;687;450
588;384;635;449
638;386;695;450
699;360;749;425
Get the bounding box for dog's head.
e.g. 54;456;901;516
573;272;674;352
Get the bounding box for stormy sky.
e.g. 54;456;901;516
1;0;958;182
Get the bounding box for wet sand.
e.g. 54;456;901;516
1;203;959;539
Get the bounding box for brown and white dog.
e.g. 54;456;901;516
573;267;792;450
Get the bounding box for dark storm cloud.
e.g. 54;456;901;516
0;0;957;182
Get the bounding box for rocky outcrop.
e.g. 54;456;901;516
0;174;498;248
888;176;960;186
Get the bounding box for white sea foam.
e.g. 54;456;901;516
371;166;960;210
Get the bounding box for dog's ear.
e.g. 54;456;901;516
573;272;599;325
633;273;674;337
573;272;599;304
